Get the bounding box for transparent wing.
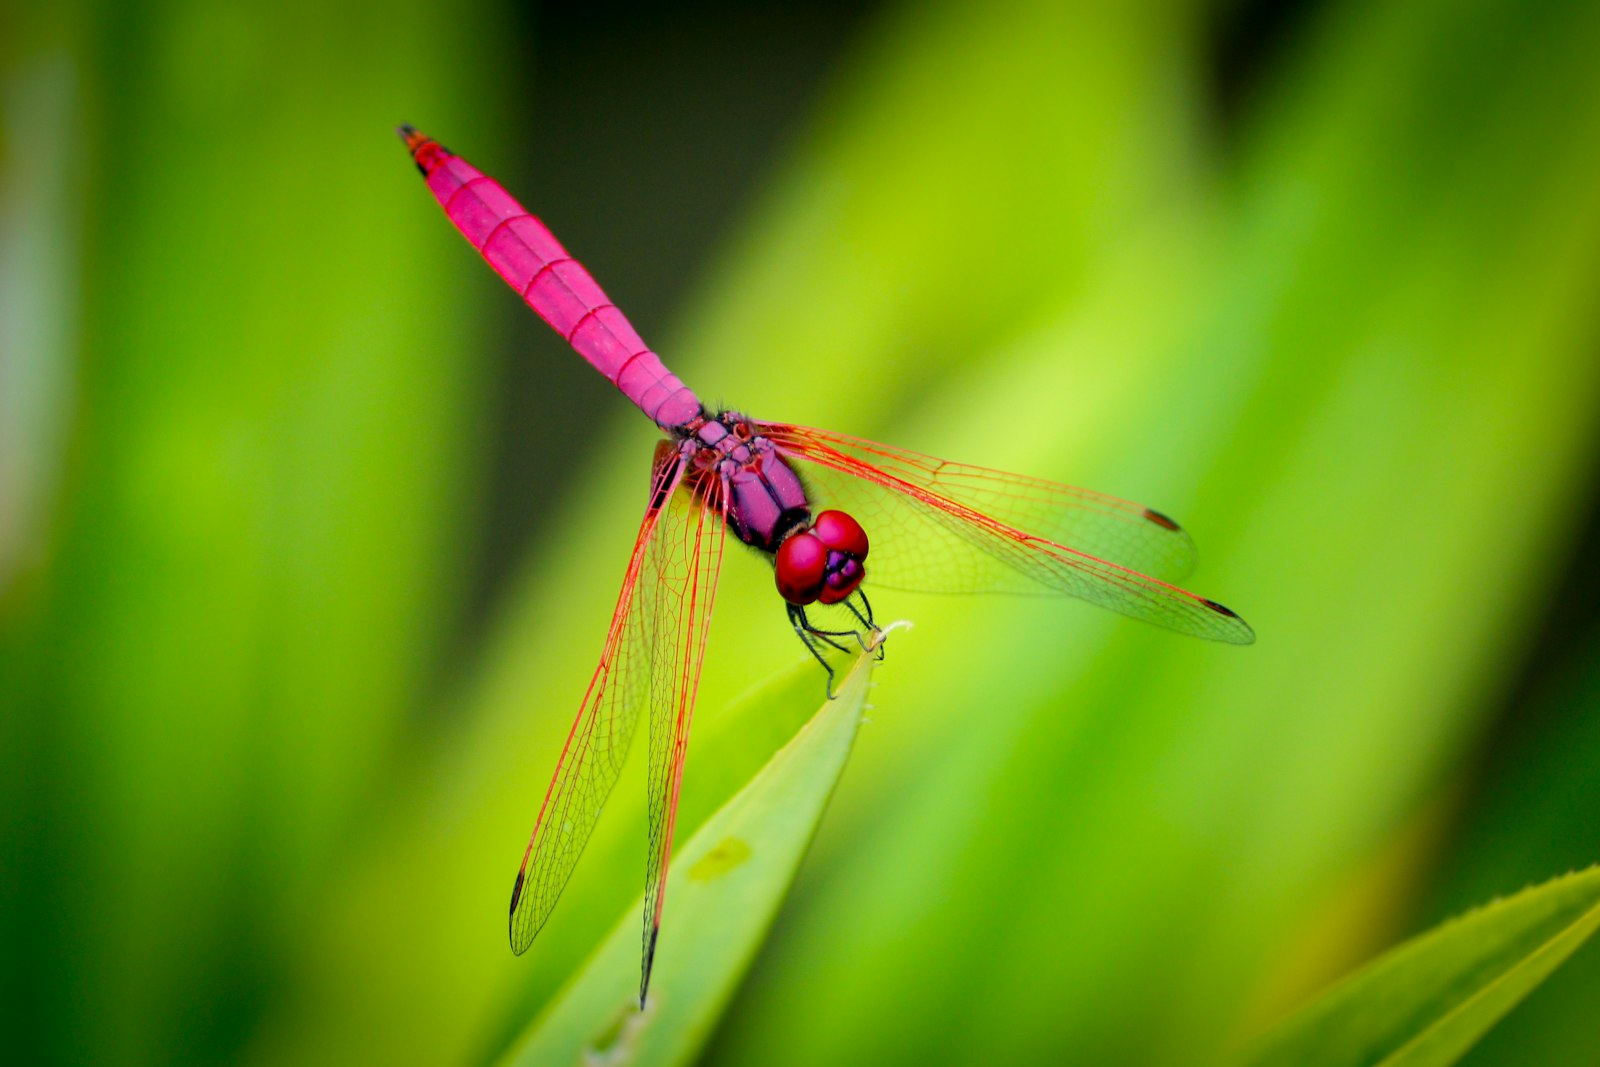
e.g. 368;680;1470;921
759;422;1198;582
758;421;1253;645
508;445;687;954
639;471;727;1005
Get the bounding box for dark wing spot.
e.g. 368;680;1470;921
1201;598;1239;618
1143;508;1182;532
640;924;661;1009
509;869;525;916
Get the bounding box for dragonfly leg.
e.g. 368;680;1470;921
847;590;887;660
840;589;885;656
795;613;865;649
788;595;889;696
788;603;842;698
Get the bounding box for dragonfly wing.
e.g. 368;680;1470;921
758;422;1198;582
759;422;1253;645
509;444;688;954
641;468;728;1004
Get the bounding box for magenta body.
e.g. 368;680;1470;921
412;139;702;430
684;414;811;552
403;128;813;552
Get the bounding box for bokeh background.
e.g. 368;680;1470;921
4;0;1600;1063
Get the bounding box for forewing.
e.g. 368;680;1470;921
639;472;728;1005
759;422;1197;582
759;422;1253;645
509;446;687;954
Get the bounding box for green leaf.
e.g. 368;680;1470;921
1237;866;1600;1067
496;645;880;1067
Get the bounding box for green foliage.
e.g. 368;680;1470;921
4;0;1600;1064
501;648;876;1067
1239;867;1600;1067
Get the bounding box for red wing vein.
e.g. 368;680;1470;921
509;450;686;954
765;427;1252;645
758;422;1199;583
640;477;727;1003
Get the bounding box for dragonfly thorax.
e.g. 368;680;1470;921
684;412;815;553
677;413;871;604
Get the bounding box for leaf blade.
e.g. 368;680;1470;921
497;646;879;1067
1238;866;1600;1067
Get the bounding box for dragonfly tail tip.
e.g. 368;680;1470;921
395;124;429;152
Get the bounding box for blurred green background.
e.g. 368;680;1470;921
4;0;1600;1063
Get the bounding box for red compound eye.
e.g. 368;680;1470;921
775;531;828;605
810;510;868;559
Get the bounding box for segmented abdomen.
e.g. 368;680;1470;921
409;134;701;430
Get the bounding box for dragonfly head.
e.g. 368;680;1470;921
775;510;869;606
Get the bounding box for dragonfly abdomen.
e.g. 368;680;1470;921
399;126;702;430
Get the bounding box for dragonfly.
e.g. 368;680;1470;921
397;125;1253;1006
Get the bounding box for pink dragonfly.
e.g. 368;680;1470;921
398;125;1253;1005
